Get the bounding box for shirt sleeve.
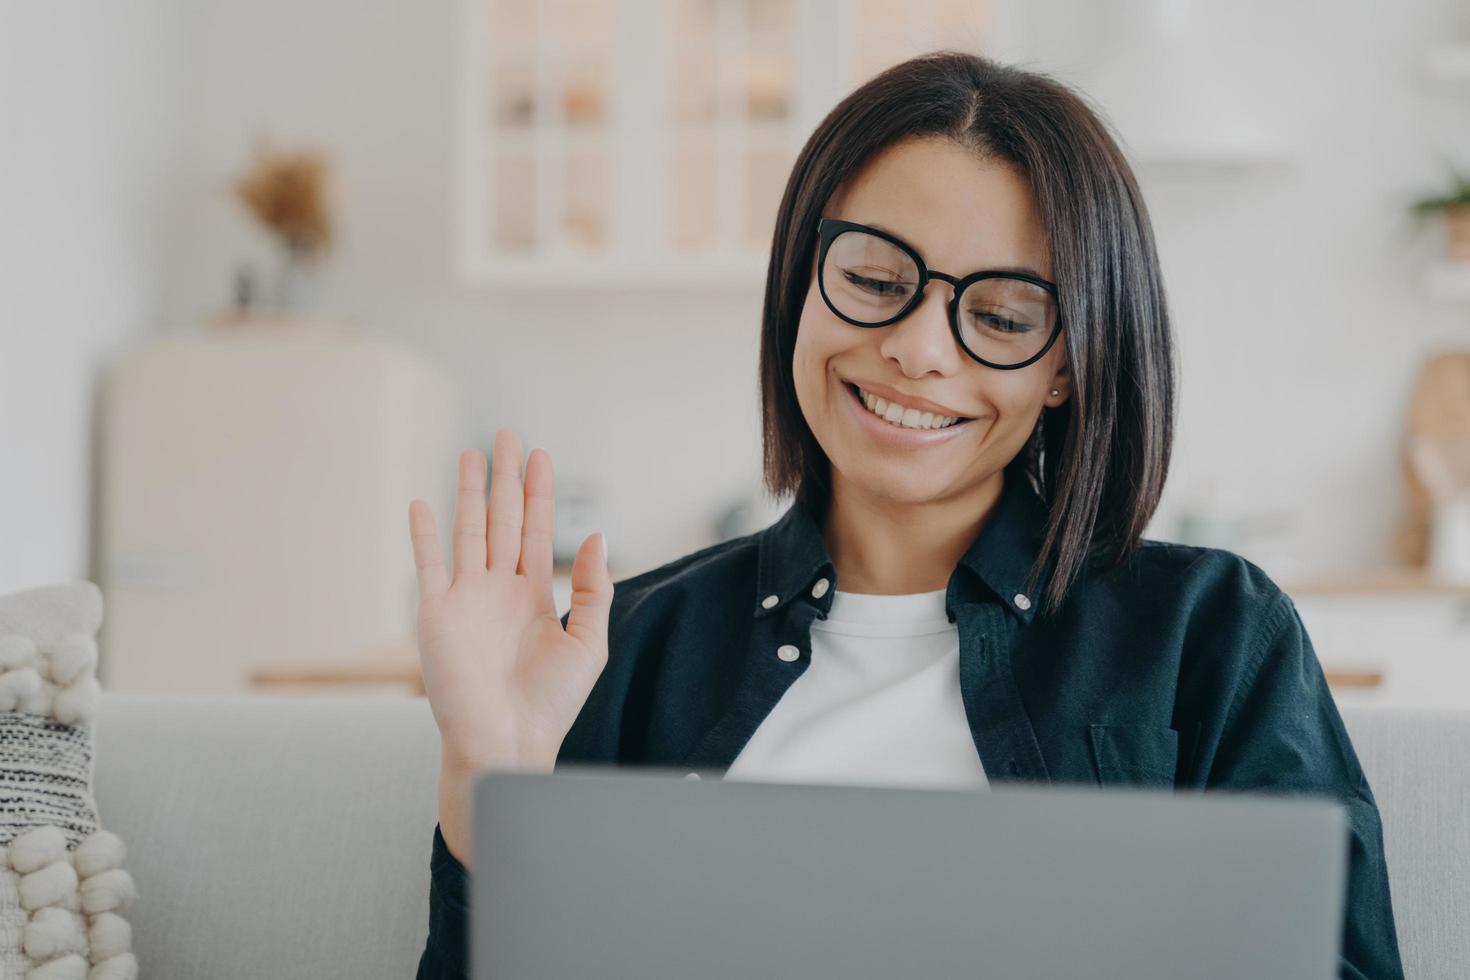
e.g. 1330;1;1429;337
1205;593;1405;980
416;821;471;980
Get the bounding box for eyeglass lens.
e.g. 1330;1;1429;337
821;228;1058;367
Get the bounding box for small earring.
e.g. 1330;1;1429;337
1049;388;1059;397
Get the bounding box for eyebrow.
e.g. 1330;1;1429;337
862;219;1051;282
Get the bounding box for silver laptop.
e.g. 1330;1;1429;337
471;767;1347;979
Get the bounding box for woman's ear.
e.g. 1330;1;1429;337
1046;354;1071;407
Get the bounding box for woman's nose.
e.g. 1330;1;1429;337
882;282;962;372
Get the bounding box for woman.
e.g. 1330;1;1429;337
409;52;1403;979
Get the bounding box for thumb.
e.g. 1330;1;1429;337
564;531;613;656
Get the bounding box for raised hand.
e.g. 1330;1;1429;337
407;428;613;865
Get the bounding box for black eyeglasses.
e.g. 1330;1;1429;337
815;217;1064;370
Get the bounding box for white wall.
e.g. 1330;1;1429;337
0;0;185;594
1024;0;1470;582
49;0;1470;584
159;0;777;579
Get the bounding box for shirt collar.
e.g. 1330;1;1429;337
753;467;1054;625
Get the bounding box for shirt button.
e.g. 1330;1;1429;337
810;577;830;599
1013;593;1031;611
776;644;800;662
761;594;779;609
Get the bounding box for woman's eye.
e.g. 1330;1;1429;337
970;310;1035;334
843;270;910;298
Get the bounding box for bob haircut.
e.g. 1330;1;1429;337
759;50;1175;617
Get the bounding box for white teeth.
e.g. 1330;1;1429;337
855;386;961;430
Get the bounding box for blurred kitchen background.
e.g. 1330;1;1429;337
3;0;1469;707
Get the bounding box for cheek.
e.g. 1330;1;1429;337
790;316;829;424
976;373;1049;434
793;298;846;390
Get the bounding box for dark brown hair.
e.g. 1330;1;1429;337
759;50;1175;617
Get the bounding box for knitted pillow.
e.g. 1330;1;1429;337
0;582;138;980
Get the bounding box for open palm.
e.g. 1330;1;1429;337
408;429;612;776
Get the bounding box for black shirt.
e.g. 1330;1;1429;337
416;471;1404;979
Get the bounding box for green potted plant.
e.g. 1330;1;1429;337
1412;165;1470;262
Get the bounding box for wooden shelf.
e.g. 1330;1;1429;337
249;655;1385;695
1324;669;1384;690
251;639;424;695
1283;567;1470;598
250;664;423;695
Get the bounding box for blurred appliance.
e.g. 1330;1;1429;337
95;327;461;692
1397;351;1470;578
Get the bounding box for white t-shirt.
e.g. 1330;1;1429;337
724;587;989;790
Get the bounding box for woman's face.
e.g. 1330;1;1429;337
792;136;1070;509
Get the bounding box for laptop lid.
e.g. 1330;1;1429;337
471;767;1346;980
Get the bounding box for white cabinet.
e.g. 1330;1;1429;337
456;0;1004;285
95;329;461;692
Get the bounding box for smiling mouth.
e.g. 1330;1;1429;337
845;382;975;431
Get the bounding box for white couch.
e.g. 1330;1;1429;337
90;692;1469;979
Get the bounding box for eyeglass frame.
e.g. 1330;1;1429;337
815;217;1065;371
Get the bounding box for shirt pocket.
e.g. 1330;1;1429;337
1088;723;1180;788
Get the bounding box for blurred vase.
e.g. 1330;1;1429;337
277;242;322;314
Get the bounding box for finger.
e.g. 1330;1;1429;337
408;499;449;599
517;447;558;617
487;428;525;572
563;531;613;660
451;448;487;579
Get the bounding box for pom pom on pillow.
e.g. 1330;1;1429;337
0;633;38;669
0;666;42;711
79;869;138;916
9;825;68;874
72;831;125;879
24;906;88;959
26;952;88;980
0;582;138;978
88;951;139;980
19;861;80;911
47;633;97;686
54;675;100;726
87;911;132;960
